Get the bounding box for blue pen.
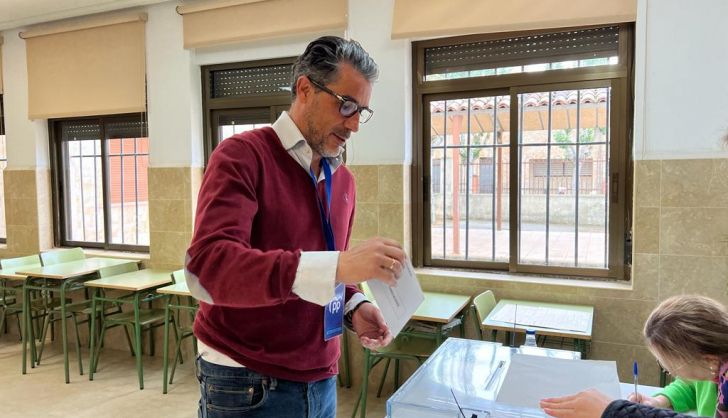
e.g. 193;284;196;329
633;360;639;397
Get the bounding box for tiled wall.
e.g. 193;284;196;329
0;168;53;259
146;166;203;270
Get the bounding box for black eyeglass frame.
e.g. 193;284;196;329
308;78;374;123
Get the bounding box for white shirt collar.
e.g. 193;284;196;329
271;111;342;178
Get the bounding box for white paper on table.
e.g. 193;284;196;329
366;258;424;338
490;304;591;333
495;353;621;410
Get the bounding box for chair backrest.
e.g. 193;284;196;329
473;290;497;324
40;247;85;266
171;269;185;284
0;254;41;269
97;262;139;278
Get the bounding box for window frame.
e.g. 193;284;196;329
411;24;634;280
0;94;6;244
202;57;296;165
49;113;149;252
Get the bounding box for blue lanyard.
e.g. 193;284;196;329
309;158;336;251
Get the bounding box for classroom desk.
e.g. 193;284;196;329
483;299;594;358
410;292;471;344
85;269;173;389
157;280;198;394
16;257;140;383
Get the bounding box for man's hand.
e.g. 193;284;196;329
540;389;614;418
351;302;393;350
337;237;405;286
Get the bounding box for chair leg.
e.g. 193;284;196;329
376;358;391;398
163;305;171;394
394;359;401;391
36;310;53;364
123;324;135;356
71;313;83;375
169;330;183;385
90;324;108;379
357;349;372;418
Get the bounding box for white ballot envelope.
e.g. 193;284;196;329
366;258;424;338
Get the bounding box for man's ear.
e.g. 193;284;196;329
295;76;314;101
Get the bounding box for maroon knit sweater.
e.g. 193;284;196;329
186;127;359;382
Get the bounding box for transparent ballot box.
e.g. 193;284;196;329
386;338;581;418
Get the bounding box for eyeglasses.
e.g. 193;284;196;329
308;78;374;124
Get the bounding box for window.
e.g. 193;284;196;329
0;96;6;243
49;114;149;251
202;58;295;164
413;24;634;279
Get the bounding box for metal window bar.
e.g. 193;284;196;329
575;91;581;267
464;100;472;259
491;99;497;261
94;142;99;242
546;92;553;264
442;103;448;258
604;89;611;268
134;138;139;245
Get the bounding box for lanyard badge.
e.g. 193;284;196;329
309;159;343;341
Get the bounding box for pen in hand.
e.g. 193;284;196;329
633;360;639;398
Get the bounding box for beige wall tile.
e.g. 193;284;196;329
351;202;378;240
5;198;38;226
4;170;36;200
148;167;190;200
377;165;403;204
661;159;728;208
378;203;404;242
634;160;661;208
150;230;190;267
149;198;191;233
660;207;728;256
633;206;660;254
591;297;654;346
589;342;660;386
628;253;660;301
659;255;728;304
348;165;378;203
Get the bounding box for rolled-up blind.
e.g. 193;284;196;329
179;0;347;49
425;26;621;76
22;12;147;120
392;0;636;39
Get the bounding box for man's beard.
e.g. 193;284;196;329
307;120;344;159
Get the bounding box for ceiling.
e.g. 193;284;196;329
0;0;169;31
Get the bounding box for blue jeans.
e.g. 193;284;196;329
196;356;337;418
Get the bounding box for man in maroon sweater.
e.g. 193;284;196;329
186;37;406;417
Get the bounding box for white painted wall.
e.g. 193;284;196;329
2;28;49;169
633;0;728;160
145;1;202;167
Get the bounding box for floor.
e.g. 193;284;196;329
0;336;386;417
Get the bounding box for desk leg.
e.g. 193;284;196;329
436;325;443;346
89;288;99;381
21;283;29;374
60;282;70;384
134;293;144;390
163;301;170;394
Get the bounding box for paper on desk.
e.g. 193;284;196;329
491;304;591;333
366;258;424;338
495;354;621;410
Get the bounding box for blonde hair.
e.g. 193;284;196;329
644;295;728;364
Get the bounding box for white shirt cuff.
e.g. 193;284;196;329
292;251;339;306
344;292;368;314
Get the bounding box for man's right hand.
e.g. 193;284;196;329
627;393;672;409
336;237;405;286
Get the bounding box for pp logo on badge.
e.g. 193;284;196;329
328;293;342;314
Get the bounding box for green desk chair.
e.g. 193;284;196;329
351;331;438;418
40;247;85;266
162;269;198;394
89;264;175;390
36;261;137;375
0;255;42;339
472;290;498;341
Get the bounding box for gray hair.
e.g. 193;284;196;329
291;36;378;99
644;295;728;365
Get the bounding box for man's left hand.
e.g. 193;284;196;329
352;302;393;349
